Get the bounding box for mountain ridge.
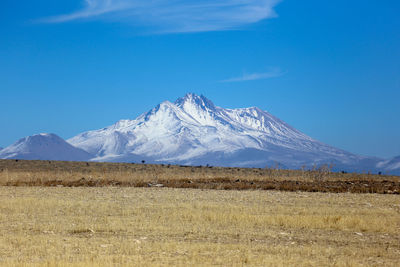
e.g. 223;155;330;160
0;93;398;174
66;93;382;172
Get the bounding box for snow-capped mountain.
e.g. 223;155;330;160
0;133;93;161
1;94;395;174
67;93;380;172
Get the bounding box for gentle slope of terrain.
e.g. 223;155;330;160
378;155;400;172
0;133;92;161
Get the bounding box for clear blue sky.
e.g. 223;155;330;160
1;0;399;158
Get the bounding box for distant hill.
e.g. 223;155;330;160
0;133;92;161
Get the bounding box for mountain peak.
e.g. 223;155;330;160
21;133;62;144
175;93;216;111
0;133;92;161
33;133;58;138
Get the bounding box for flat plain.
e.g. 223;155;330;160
1;160;399;194
1;187;399;266
0;160;399;266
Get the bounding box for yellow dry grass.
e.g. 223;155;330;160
1;160;399;185
1;160;400;194
0;187;399;266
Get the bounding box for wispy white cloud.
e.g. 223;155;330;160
40;0;282;33
220;68;285;83
42;0;134;23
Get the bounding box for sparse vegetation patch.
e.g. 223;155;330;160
0;160;399;194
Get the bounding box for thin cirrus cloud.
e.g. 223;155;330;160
220;68;285;83
40;0;282;33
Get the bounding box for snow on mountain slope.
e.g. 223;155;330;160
0;133;93;161
68;93;377;171
377;156;400;173
390;156;400;170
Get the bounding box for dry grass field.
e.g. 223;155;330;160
0;187;399;266
1;160;399;194
0;160;399;266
